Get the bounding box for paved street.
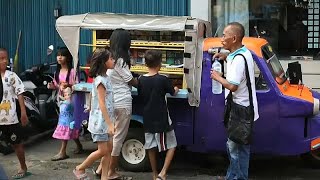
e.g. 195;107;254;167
1;134;320;180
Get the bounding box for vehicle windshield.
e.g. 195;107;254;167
262;44;287;85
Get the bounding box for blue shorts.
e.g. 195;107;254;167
91;133;110;143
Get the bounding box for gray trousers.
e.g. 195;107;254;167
111;107;132;156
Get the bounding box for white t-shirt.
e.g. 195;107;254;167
225;46;259;121
106;58;133;109
0;70;25;125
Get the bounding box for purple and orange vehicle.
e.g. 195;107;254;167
56;13;320;171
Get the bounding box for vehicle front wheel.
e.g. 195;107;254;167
119;128;150;172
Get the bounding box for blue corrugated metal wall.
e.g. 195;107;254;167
0;0;190;71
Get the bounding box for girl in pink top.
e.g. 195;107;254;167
47;47;83;161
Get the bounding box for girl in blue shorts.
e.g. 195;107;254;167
73;48;115;180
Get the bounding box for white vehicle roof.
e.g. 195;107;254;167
56;12;192;31
56;12;211;107
56;12;210;70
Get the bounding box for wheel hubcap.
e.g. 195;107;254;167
122;139;145;165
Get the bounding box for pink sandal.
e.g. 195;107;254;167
73;169;89;180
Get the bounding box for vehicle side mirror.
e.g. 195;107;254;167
288;61;302;85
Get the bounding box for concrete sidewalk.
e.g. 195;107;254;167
1;136;217;180
4;134;317;180
1;137;99;180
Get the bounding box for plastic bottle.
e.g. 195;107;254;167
212;58;222;94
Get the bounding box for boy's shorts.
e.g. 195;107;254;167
91;133;111;143
144;130;177;152
0;124;24;145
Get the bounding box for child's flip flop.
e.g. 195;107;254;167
73;169;88;180
12;171;32;179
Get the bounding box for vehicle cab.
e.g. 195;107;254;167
202;37;320;157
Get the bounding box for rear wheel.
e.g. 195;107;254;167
119;128;150;172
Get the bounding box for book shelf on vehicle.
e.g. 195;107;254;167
88;30;187;89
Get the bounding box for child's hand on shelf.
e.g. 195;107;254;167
174;86;179;95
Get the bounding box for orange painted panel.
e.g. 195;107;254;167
277;81;314;103
203;37;268;58
311;138;320;150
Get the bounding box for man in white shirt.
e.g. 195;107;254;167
0;48;30;179
211;22;259;180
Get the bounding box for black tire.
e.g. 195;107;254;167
119;128;150;172
0;141;13;155
301;149;320;168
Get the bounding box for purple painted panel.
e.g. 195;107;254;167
191;52;226;152
279;97;313;118
73;92;89;125
312;90;320;100
248;53;280;154
275;117;309;155
250;89;279;154
167;98;194;145
272;103;320;155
